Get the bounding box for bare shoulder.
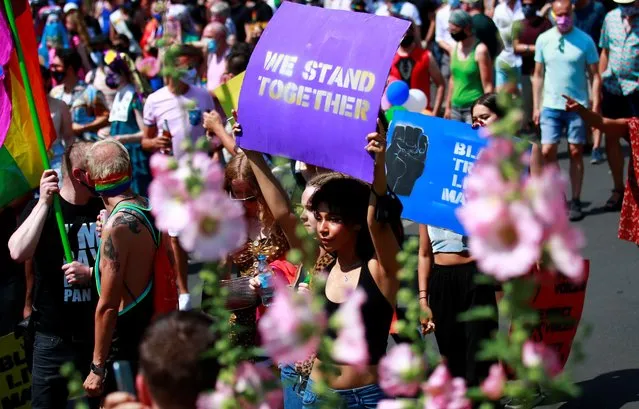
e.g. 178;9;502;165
475;43;490;59
108;211;143;235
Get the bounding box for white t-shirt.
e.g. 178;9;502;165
435;4;455;50
375;1;422;26
493;0;524;67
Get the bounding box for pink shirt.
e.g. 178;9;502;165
206;52;228;92
143;85;215;158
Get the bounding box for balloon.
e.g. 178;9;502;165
385;106;407;123
381;92;391;111
386;81;410;106
402;89;428;113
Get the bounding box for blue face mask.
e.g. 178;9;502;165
180;68;198;86
207;39;217;54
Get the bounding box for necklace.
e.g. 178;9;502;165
111;195;137;212
338;260;363;282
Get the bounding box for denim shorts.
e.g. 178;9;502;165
281;364;307;409
301;378;386;409
539;108;587;145
495;63;522;90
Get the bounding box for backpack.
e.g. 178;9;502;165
108;202;178;317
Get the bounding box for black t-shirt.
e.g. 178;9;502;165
20;197;103;339
0;208;23;284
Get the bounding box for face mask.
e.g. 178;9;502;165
207;39;217;54
105;72;121;89
450;30;468;42
522;4;537;18
555;15;573;33
620;4;639;17
153;13;162;21
400;34;415;48
51;70;66;83
180;68;198;85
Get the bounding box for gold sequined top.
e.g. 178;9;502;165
231;227;289;276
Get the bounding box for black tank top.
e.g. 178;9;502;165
324;260;394;365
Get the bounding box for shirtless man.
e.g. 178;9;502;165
83;140;156;398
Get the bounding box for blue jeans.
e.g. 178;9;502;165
281;364;307;409
31;332;98;409
540;108;587;145
301;378;386;409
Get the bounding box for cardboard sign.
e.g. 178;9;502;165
386;111;488;234
529;261;590;370
0;332;31;409
237;2;410;183
213;71;245;118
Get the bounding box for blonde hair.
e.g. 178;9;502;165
86;139;131;180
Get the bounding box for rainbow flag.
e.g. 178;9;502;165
0;0;54;208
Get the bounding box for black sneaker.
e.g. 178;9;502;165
569;199;583;221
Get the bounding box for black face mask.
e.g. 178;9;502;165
450;30;468;42
51;70;66;83
401;34;415;48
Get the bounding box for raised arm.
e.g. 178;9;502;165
84;223;130;397
366;119;401;279
243;148;302;250
9;171;58;262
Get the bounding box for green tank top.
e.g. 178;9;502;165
450;41;484;109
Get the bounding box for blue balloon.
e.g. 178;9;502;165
386;81;410;107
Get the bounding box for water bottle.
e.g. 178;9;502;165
256;254;274;306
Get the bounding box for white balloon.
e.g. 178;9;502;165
402;89;428;113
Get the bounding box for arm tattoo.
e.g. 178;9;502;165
103;235;121;272
112;211;142;234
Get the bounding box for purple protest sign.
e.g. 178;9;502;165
237;2;410;182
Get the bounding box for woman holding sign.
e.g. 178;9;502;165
417;224;498;387
301;122;404;409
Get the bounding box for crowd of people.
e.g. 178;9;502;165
1;0;638;408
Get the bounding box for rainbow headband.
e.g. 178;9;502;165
93;171;132;197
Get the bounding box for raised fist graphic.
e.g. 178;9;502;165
386;125;428;196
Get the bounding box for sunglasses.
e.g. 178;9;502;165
228;192;257;202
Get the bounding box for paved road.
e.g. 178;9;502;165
535;146;639;409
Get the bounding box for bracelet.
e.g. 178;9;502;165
418;290;427;293
419;296;428;300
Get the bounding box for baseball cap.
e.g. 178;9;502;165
613;0;634;4
63;2;78;13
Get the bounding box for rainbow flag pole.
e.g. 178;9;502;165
3;0;72;262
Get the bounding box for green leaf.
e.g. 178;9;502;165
458;306;497;322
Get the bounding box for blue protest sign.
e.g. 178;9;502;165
386;111;488;235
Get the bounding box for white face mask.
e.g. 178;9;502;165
180;68;198;85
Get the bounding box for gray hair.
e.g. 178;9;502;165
210;2;230;18
86;139;131;180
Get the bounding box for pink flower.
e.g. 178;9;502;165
463;164;515;202
149;153;177;177
234;362;282;409
457;199;542;280
179;191;247;261
258;280;326;364
544;222;586;282
422;364;471;409
480;364;506;400
148;173;193;233
331;288;369;370
523;167;568;225
379;344;424;397
475;137;514;167
181;152;224;191
196;380;234;409
522;341;561;377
